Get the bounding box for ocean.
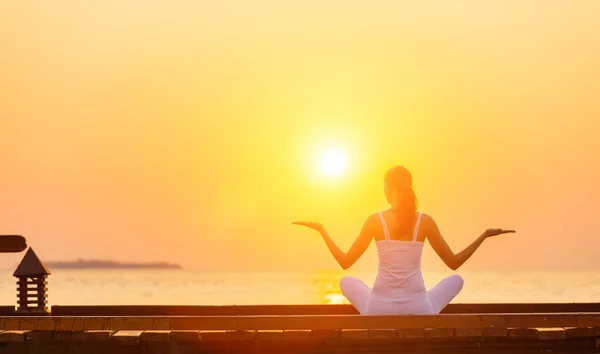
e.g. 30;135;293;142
0;269;597;306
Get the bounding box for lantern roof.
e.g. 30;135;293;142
13;248;51;277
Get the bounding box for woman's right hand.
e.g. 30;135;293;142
482;229;515;238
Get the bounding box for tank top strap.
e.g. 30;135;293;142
378;212;390;240
412;212;423;243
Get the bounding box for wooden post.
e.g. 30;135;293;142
13;248;51;315
0;235;27;253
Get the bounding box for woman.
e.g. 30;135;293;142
293;166;514;315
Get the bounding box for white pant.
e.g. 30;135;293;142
340;275;464;315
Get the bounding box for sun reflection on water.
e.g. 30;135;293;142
324;293;347;305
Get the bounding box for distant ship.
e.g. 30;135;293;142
45;259;183;270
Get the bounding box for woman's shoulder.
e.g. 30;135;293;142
417;212;439;232
418;212;433;223
364;212;386;229
366;212;382;223
419;211;431;219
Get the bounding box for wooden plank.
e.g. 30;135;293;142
50;304;358;316
0;235;27;253
0;306;15;316
83;330;115;341
564;327;594;338
369;329;396;339
232;313;571;330
169;330;199;342
340;329;369;339
54;317;84;331
226;329;254;340
26;330;53;340
396;329;425;338
169;316;237;330
0;330;10;341
482;327;507;337
442;303;600;314
425;328;455;338
508;327;538;339
108;317;158;330
140;330;171;342
0;330;30;342
262;312;571;330
536;327;566;340
454;327;483;337
255;329;284;340
255;330;285;350
578;315;600;327
312;329;340;339
82;317;109;331
149;318;171;330
111;330;143;345
198;330;230;341
49;302;600;316
506;314;578;327
283;329;312;339
227;330;253;351
52;330;84;341
35;317;55;331
2;313;600;330
8;317;34;330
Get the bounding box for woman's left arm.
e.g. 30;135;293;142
293;215;376;270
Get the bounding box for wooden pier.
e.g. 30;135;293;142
0;304;599;353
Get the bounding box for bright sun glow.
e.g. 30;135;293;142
319;149;347;176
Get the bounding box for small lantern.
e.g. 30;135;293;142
13;248;51;314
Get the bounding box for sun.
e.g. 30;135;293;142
319;149;347;176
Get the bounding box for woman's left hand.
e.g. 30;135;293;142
292;221;324;232
482;228;515;238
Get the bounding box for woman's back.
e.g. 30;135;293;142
370;211;427;303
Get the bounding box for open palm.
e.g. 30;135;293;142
482;229;515;238
292;221;324;232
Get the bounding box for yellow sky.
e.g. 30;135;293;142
1;1;599;271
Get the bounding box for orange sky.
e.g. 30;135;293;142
1;1;599;271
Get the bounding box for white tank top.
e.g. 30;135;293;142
370;212;427;303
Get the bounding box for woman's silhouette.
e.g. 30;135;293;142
293;166;514;314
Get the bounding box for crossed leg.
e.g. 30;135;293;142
426;274;464;314
339;276;371;314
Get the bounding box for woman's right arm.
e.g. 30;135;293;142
423;214;514;270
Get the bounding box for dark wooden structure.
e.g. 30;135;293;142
0;312;600;353
49;302;600;316
12;248;50;315
0;235;27;253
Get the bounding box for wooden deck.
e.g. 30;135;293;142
49;302;600;316
4;313;600;330
0;304;599;353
